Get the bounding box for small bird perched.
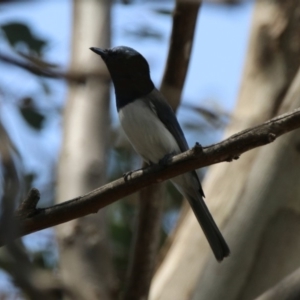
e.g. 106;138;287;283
90;46;230;261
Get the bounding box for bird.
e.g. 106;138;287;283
90;46;230;261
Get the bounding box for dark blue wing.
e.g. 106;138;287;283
144;89;205;198
146;89;189;153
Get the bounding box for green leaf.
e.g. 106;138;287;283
1;22;47;56
19;98;45;130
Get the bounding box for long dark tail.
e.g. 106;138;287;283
172;172;230;261
187;193;230;261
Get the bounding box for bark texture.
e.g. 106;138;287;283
150;1;300;299
255;267;300;300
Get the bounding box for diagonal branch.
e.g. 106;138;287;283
1;107;300;246
0;53;108;83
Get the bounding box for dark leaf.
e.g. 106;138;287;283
19;98;45;130
152;8;172;15
124;25;163;40
40;80;51;95
1;22;47;56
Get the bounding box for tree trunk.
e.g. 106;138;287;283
150;1;300;299
56;1;116;299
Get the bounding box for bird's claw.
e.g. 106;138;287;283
123;171;133;182
123;166;146;181
159;152;175;166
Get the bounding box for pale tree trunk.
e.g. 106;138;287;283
150;1;300;299
56;1;116;299
255;266;300;300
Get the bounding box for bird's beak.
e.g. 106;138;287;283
90;47;108;59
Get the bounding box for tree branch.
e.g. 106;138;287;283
1;107;300;246
123;183;164;300
16;188;40;218
160;1;201;110
0;53;108;83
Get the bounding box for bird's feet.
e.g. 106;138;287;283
123;167;145;181
193;142;203;154
159;152;176;166
123;170;135;181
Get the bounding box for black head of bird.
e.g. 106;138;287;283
90;46;154;109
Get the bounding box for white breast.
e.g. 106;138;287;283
119;100;180;163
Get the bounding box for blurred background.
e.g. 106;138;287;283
2;0;300;299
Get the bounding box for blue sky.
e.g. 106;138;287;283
0;0;253;110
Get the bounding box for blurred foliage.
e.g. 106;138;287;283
0;18;56;296
19;97;45;130
124;25;163;40
0;21;50;131
109;201;135;282
29;242;57;270
183;102;230;131
152;7;172;15
1;22;47;56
